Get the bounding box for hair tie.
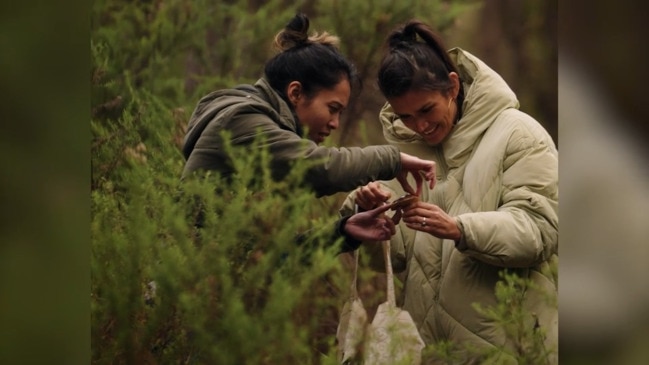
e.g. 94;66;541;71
402;26;417;42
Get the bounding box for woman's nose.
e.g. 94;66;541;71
329;116;339;130
415;117;427;132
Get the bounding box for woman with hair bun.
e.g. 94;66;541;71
343;19;558;363
182;13;437;246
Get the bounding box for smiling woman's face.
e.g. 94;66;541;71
388;71;460;146
389;88;458;146
293;79;350;145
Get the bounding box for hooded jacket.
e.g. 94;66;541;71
182;78;401;197
341;48;558;363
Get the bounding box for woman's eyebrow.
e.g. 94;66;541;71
329;101;345;110
416;102;435;113
396;102;435;118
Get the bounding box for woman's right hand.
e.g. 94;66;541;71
354;182;391;211
398;152;437;196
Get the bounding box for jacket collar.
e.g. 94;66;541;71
253;78;304;136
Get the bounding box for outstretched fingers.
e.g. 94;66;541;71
368;203;392;216
421;165;436;190
396;173;416;196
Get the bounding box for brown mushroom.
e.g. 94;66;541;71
389;194;419;211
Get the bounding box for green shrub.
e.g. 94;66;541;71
91;135;354;363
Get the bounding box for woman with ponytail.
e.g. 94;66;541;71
343;20;558;363
182;14;438;247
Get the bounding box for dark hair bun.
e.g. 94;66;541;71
387;21;419;49
274;13;340;51
274;13;310;50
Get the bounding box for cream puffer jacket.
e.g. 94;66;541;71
340;48;558;364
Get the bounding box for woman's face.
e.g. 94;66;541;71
291;79;350;145
388;88;458;145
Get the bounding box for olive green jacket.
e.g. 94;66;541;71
341;48;558;364
182;78;400;197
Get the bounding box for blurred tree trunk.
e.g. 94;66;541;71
478;0;558;145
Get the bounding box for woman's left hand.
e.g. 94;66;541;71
401;201;461;240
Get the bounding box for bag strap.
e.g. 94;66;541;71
349;248;360;300
348;204;396;306
349;204;361;300
382;240;396;307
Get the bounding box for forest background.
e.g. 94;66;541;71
91;0;558;364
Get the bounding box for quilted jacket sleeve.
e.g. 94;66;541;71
455;119;559;268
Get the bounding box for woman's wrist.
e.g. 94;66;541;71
338;215;362;252
453;217;468;250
